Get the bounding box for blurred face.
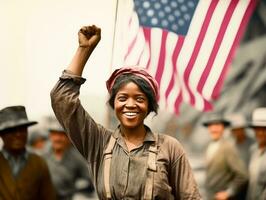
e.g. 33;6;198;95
207;123;225;141
114;82;149;130
1;126;28;153
49;131;70;151
32;138;46;150
231;128;245;140
253;127;266;148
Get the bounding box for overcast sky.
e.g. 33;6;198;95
0;0;121;123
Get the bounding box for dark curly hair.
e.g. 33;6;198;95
108;74;159;115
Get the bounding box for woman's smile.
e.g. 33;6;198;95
114;82;148;129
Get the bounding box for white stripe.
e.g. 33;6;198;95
138;30;151;67
148;28;162;77
159;32;177;109
126;12;140;49
202;0;250;99
166;78;181;113
125;28;146;65
189;0;231;90
176;0;212;103
189;0;231;110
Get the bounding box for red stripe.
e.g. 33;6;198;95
203;99;213;111
142;28;151;70
197;0;238;94
155;30;167;86
183;0;219;106
165;36;185;99
124;30;138;61
212;0;257;99
136;30;147;66
174;92;182;114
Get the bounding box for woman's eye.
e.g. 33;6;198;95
136;97;145;102
117;96;126;101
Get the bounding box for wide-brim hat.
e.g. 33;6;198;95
0;105;37;133
249;107;266;127
227;114;247;129
202;112;231;127
47;118;66;133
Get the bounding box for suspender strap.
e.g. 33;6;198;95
103;135;116;199
144;133;159;200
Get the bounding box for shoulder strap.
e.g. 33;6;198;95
144;133;159;200
103;135;116;199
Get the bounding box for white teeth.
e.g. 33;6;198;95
124;112;137;116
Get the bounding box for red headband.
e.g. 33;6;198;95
106;66;159;101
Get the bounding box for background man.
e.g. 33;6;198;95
203;112;248;200
44;120;94;200
0;105;56;200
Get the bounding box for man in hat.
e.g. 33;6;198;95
0;105;56;200
229;114;255;168
44;119;94;200
28;128;49;156
246;107;266;200
202;112;248;200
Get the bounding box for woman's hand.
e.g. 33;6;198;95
67;25;101;76
78;25;101;50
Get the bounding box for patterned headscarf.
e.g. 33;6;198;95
106;66;159;101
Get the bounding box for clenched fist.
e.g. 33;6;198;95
78;25;101;50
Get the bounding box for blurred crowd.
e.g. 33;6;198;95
0;105;265;200
199;107;266;200
0;106;95;200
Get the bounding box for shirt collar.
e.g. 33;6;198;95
112;125;156;143
1;148;28;161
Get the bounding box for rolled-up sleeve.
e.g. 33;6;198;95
50;70;111;163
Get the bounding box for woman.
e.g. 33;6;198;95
51;25;201;199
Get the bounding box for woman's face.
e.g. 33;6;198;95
114;82;149;130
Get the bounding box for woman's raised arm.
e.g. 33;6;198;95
67;25;101;76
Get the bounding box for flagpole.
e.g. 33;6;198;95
105;0;119;128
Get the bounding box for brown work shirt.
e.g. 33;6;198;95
50;70;201;200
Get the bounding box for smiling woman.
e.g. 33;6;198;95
50;25;202;199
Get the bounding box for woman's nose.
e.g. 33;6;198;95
125;99;136;107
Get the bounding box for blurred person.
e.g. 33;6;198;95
50;25;201;199
246;107;266;200
202;112;248;200
0;105;56;200
44;121;94;200
28;128;49;156
229;114;255;167
0;137;3;150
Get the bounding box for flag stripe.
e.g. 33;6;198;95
202;0;252;99
154;30;167;86
120;0;256;114
211;0;257;98
197;0;238;94
166;36;184;99
183;0;219;106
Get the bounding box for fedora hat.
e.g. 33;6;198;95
249;107;266;127
202;112;231;127
227;114;247;129
0;105;37;133
46;117;65;133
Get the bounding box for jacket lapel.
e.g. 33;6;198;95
0;153;17;199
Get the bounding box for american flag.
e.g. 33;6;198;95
120;0;257;114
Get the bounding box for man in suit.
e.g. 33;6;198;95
203;112;248;200
0;105;56;200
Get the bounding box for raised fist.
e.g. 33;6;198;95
78;25;101;49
